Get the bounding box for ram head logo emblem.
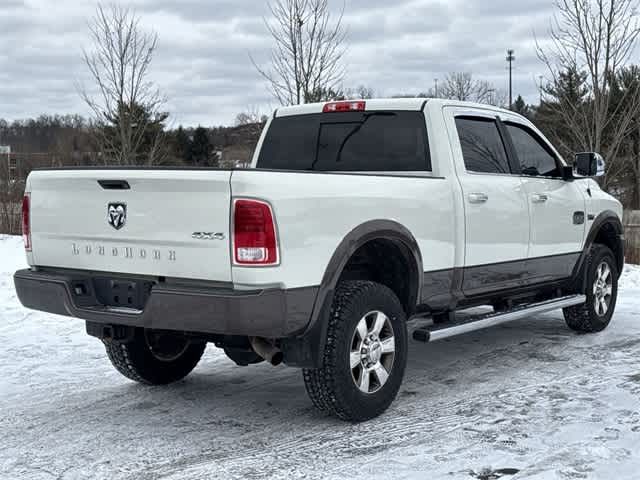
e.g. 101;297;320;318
107;203;127;230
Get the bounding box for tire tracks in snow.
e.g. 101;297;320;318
144;342;640;480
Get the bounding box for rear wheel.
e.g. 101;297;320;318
104;328;206;385
303;281;408;422
563;244;618;333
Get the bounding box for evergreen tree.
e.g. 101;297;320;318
513;95;530;117
174;126;192;164
189;127;214;166
534;67;590;161
102;101;168;164
608;66;640;208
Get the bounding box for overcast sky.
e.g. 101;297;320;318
0;0;557;127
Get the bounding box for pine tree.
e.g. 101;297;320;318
102;101;168;164
189;127;214;166
513;95;530;117
534;67;590;161
174;126;192;164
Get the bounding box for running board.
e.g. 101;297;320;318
412;294;586;343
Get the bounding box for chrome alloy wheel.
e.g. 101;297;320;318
350;311;396;394
593;261;613;317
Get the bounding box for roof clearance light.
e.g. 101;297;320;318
323;101;366;113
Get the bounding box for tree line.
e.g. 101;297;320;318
0;116;264;168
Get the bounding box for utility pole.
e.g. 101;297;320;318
506;49;515;110
434;78;438;98
538;75;544;104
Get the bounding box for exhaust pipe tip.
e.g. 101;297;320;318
270;351;283;366
249;337;283;366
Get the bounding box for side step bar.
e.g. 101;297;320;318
412;294;586;343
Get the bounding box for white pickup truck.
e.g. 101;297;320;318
14;98;624;421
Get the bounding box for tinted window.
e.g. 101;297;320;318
257;111;430;171
455;117;510;174
506;123;560;177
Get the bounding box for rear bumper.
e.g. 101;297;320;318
13;268;317;338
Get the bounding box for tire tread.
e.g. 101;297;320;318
563;244;618;333
303;280;407;422
104;330;206;385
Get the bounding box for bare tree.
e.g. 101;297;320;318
81;4;167;165
345;85;375;99
440;72;475;101
440;72;502;105
252;0;347;105
537;0;640;187
235;106;268;126
485;88;509;108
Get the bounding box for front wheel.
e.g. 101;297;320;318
104;328;206;385
303;281;408;422
563;244;619;333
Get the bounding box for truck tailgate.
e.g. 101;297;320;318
27;169;232;282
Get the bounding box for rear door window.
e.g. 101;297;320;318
257;111;430;171
455;117;511;174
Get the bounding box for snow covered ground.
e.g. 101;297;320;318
1;234;639;480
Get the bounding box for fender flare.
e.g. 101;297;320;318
281;220;423;367
313;219;423;320
572;210;624;285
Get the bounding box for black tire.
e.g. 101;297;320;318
302;281;408;422
563;244;619;333
104;328;206;385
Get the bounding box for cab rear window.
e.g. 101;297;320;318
256;111;431;171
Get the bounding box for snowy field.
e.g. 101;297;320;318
1;234;640;480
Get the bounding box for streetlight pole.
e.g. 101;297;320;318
506;49;515;110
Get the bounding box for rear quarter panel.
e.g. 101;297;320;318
230;170;456;290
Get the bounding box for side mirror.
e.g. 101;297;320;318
574;152;605;177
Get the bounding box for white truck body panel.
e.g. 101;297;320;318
520;177;587;257
230;170;456;289
27;169;233;282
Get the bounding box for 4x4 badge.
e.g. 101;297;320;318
107;202;127;230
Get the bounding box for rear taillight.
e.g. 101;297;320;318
323;101;366;113
22;194;31;251
233;198;279;265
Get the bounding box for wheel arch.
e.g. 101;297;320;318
572;210;624;288
280;220;423;368
315;220;423;317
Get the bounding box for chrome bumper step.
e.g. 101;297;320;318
412;294;586;343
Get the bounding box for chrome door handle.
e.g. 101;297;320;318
532;193;549;203
468;192;489;204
